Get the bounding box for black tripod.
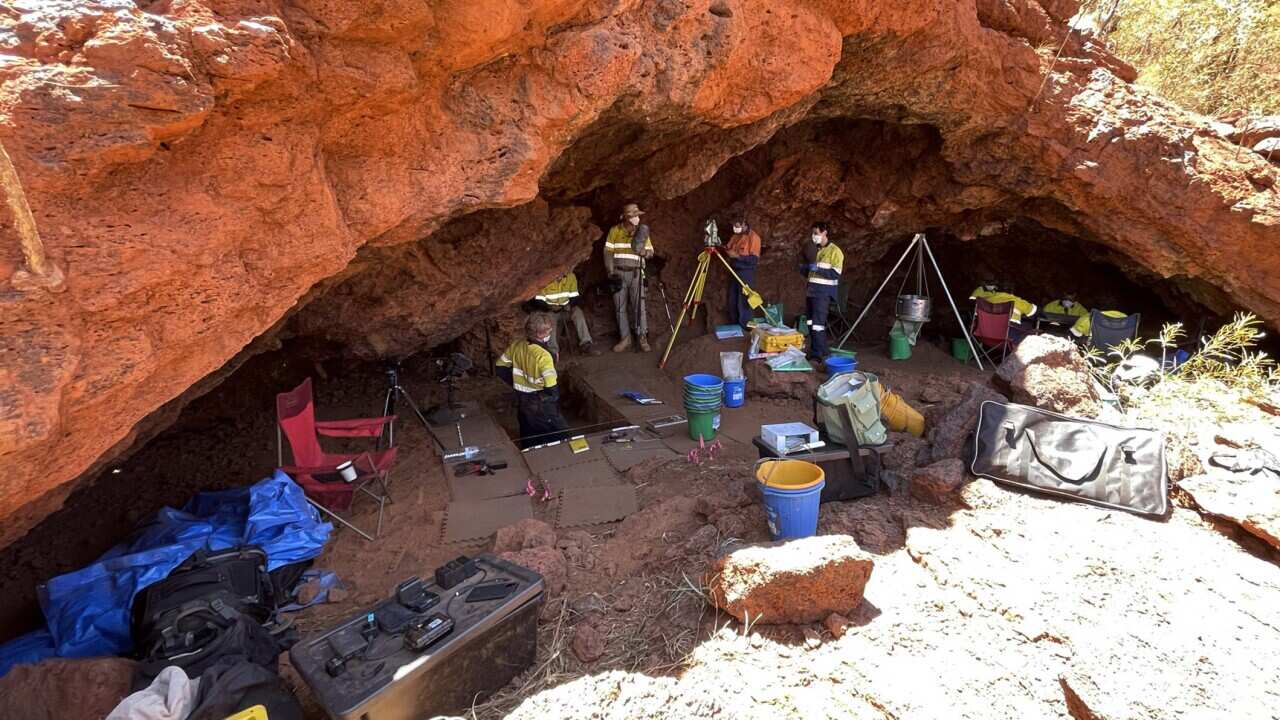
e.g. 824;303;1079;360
379;362;439;451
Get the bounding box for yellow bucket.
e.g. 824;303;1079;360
881;391;924;437
755;459;825;490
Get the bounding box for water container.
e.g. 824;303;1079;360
824;355;856;376
723;378;746;408
755;460;825;540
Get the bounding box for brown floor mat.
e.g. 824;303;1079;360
522;436;608;475
539;459;621;493
441;494;532;543
555;484;638;528
428;408;511;453
601;438;679;471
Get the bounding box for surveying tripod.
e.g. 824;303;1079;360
658;243;778;368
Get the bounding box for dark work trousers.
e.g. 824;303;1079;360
726;257;758;329
806;294;833;359
516;390;569;449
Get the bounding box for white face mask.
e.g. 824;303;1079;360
628;216;640;226
1062;300;1074;308
811;233;824;244
733;225;744;234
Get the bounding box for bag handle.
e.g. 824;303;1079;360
1024;430;1107;485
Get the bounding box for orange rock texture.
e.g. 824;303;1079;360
1;0;1278;544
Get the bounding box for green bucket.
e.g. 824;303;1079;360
688;409;719;441
951;337;972;362
889;332;911;361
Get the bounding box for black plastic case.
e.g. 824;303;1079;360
290;555;544;720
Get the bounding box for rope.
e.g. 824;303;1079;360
1030;12;1082;110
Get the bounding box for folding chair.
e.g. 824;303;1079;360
970;299;1014;364
1088;310;1141;354
276;378;396;541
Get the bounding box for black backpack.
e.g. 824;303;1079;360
132;546;276;645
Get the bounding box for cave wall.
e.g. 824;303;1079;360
1;0;1278;546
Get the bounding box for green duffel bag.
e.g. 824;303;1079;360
815;371;887;447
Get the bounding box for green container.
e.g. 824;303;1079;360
796;314;808;336
951;337;972;362
687;410;719;441
756;303;783;326
889;332;911;360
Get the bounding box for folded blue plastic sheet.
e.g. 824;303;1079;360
0;471;331;676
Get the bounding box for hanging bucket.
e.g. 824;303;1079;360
755;460;825;540
951;337;972;362
723;379;746;408
824;355;856;376
889;332;911;360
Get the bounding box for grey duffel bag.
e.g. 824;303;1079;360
971;401;1168;517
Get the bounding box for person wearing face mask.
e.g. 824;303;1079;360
722;216;762;330
495;313;570;449
603;203;656;352
1042;294;1089;323
803;221;843;360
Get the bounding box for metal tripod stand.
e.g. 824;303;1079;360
658;244;777;368
379;362;447;452
834;232;985;369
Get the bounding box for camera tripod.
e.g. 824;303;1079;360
378;362;438;451
658;241;778;368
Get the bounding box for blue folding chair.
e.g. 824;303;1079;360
1088;310;1141;353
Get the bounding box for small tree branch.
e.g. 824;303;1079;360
0;138;64;292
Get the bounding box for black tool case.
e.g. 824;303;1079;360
290;555;544;720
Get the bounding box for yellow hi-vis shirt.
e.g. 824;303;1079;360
535;273;580;307
604;224;653;271
807;243;844;295
1044;299;1089;320
496;340;558;393
970;287;1037;324
1071;310;1127;338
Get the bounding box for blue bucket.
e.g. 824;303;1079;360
755;460;825;540
824;355;856;376
683;373;724;412
723;378;746;408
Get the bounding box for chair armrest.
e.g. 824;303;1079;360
279;464;340;475
315;416;396;438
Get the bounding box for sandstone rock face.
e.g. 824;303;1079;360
1;0;1278;544
911;459;970;505
705;534;874;624
498;545;568;598
996;334;1102;418
929;382;1009;463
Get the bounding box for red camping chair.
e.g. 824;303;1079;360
276;378;396;541
970;299;1014;364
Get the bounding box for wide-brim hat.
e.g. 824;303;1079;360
620;203;644;218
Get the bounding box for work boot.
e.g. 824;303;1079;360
581;342;602;357
612;336;633;353
637;335;651;352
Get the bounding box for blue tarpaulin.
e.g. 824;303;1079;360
0;471;331;677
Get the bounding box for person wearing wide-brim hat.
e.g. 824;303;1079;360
602;202;656;352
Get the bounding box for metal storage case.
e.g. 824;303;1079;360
291;555;544;720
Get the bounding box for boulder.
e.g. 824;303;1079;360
1255;137;1280;164
493;518;558;554
498;545;568;597
910;459;969;504
928;381;1008;463
705;534;874;624
995;334;1100;417
745;361;820;400
1180;473;1280;551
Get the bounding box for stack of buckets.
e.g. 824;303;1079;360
683;374;723;441
756;460;825;540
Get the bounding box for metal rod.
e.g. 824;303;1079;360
921;235;985;370
836;234;920;349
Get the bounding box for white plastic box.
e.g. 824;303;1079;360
761;422;820;454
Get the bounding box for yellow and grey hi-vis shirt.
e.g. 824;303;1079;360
535;273;580;307
496;340;558;393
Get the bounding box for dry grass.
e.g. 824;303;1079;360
1079;0;1280;115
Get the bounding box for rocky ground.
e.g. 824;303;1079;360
2;334;1278;719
